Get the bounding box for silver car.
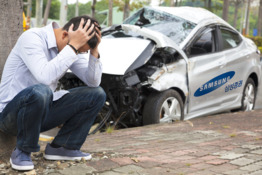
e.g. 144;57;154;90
60;6;261;131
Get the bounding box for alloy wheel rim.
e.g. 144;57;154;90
243;83;255;111
160;97;181;123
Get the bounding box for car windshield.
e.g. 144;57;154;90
123;7;196;45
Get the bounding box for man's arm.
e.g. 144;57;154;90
19;31;78;85
69;54;102;87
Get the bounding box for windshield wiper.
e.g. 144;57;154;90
101;25;122;36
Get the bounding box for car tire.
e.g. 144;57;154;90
142;89;184;125
240;78;256;111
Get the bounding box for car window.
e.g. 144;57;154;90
188;30;215;57
221;28;242;50
123;7;196;45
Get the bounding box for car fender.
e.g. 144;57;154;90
121;24;190;106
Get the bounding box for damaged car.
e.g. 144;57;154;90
59;6;262;133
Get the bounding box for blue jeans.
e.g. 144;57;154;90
0;84;106;152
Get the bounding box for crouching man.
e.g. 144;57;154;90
0;15;106;171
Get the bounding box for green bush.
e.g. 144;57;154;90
246;36;262;47
258;47;262;54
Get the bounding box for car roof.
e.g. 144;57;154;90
149;6;228;26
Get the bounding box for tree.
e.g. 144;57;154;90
207;0;212;10
0;0;23;79
222;0;230;21
233;0;242;28
108;0;113;26
23;0;60;20
92;0;96;18
243;0;251;35
123;0;130;20
43;0;52;26
258;0;262;36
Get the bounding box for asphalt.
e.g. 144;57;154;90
2;109;262;175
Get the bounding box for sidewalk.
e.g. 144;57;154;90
2;110;262;175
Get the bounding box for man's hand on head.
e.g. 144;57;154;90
67;18;95;50
90;24;102;58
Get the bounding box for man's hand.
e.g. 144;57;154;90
68;18;95;50
90;24;102;58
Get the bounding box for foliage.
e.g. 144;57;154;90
246;35;262;48
246;35;262;54
23;0;60;19
22;0;262;35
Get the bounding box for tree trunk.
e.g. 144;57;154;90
75;0;79;17
244;0;251;35
108;0;113;26
207;0;212;11
42;0;52;26
204;0;207;8
0;0;22;161
233;0;241;28
123;0;130;20
175;0;178;6
0;0;23;79
222;0;229;21
91;0;96;18
258;0;262;36
170;0;174;6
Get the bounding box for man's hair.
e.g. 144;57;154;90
62;15;101;49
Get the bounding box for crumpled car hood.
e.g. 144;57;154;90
99;37;152;75
99;24;188;75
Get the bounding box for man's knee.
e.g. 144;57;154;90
82;86;106;107
95;86;106;103
29;84;53;104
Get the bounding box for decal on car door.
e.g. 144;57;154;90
194;71;235;97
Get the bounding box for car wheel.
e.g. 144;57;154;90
143;89;184;125
241;78;256;111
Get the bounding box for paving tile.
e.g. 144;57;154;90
230;158;255;166
255;161;262;166
241;145;262;150
209;164;238;173
99;171;124;175
199;155;218;161
224;169;249;175
113;165;145;174
58;164;96;175
251;149;262;155
220;153;245;160
140;166;181;175
248;170;262;175
240;164;262;172
86;159;119;172
206;159;229;165
190;162;215;170
111;157;134;166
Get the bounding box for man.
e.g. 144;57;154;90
0;15;106;171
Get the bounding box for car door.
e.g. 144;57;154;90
218;26;250;106
186;26;227;114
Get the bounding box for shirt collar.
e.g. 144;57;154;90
46;22;59;49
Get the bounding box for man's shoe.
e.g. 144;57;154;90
44;143;92;161
10;148;34;171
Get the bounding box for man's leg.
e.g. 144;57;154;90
41;86;106;159
0;84;53;170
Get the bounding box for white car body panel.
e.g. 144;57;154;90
99;38;152;75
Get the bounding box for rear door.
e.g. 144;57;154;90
186;26;228;114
